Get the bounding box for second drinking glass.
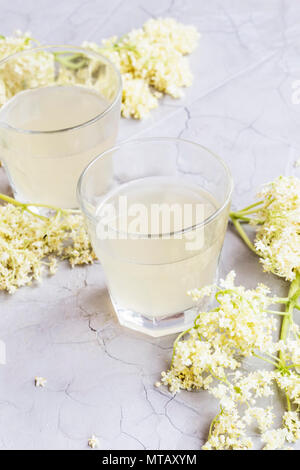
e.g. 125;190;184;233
78;138;233;337
0;46;122;208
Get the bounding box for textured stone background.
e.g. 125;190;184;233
0;0;299;450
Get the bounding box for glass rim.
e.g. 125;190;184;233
0;44;122;135
77;137;234;237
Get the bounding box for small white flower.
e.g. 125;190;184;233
88;435;99;449
35;377;47;388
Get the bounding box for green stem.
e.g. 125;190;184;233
290;289;300;303
266;310;289;316
279;272;300;367
208;368;230;385
0;193;79;220
230;215;257;253
233;209;261;217
0;193;47;220
271;297;289;304
266;353;281;363
253;353;279;367
208;408;223;439
231;215;252;222
286;394;291;411
232;201;264;213
53;52;89;70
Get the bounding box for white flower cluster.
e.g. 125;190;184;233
0;31;54;106
203;407;253;450
0;33;113;107
84;17;200;118
253;176;300;281
0;20;199;118
161;272;300;450
0;202;95;293
262;410;300;450
0;30;37;60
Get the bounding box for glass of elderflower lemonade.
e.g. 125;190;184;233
77;138;233;337
0;46;122;209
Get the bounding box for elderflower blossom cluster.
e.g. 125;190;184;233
275;372;300;409
0;19;199;119
161;272;300;450
202;407;253;450
0;203;95;293
83;17;200;118
280;333;300;374
161;272;278;394
0;30;35;55
0;33;108;106
203;369;300;450
252;176;300;281
261;411;299;450
0;32;54;106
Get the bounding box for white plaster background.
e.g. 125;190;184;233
0;0;299;450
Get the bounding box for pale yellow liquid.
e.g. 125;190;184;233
91;177;229;325
0;85;119;208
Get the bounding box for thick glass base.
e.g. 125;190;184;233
111;297;211;338
110;270;218;337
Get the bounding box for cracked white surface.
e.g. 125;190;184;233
0;0;300;450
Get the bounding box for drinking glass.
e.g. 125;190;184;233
0;46;122;208
77;138;233;337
